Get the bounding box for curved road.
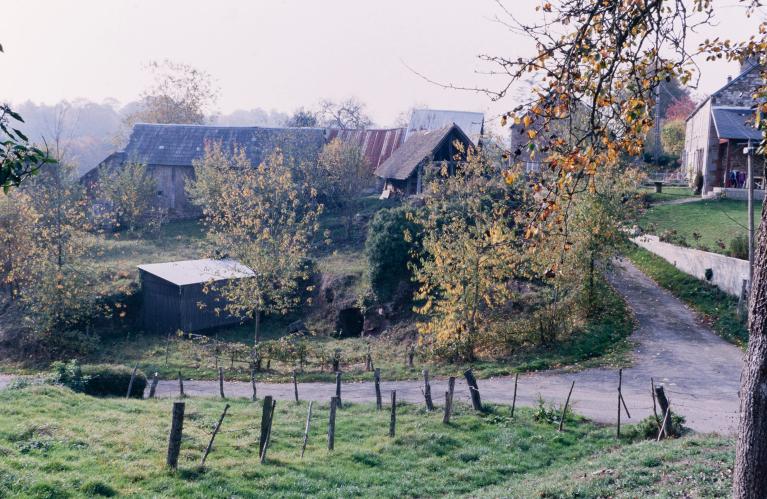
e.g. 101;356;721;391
0;259;745;434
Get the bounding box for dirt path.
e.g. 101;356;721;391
146;258;743;434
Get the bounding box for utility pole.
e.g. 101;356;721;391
746;139;755;291
654;85;662;168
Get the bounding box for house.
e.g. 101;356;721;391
83;124;327;219
684;58;762;195
406;109;484;144
325;127;406;173
374;123;474;196
138;258;254;334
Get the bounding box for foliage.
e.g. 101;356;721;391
94;162;165;234
365;205;422;303
0;104;53;191
661;119;686;158
49;359;90;393
80;364;146;398
187;143;322;344
693;171;704;195
285;107;318;127
636;413;688;440
730;234;750;260
318;97;373;130
665;95;697;121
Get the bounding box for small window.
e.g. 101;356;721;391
157;190;164;196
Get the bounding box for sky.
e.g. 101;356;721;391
1;0;763;128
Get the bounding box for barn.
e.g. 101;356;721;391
138;258;254;334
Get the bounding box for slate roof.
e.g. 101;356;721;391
138;258;254;287
687;62;762;121
325;128;406;171
122;123;327;167
374;124;473;180
406;109;484;143
712;107;762;141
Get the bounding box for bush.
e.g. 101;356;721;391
658;229;688;247
80;364;147;398
729;234;749;260
693;171;703;195
49;360;90;393
636;413;687;439
365;205;422;303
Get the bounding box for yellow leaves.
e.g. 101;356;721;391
527;129;538;140
503;170;520;185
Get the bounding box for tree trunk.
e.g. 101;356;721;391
734;207;767;498
253;307;261;346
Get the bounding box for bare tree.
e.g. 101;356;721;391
318;98;373;130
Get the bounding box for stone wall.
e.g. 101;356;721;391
712;187;766;201
632;234;749;297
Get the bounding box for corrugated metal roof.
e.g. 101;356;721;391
374;124;472;180
138;258;254;287
711;107;761;141
123;123;327;167
326;128;406;171
406;109;484;143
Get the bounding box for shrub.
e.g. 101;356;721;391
636;413;687;439
365;205;422;303
693;171;703;195
49;360;90;393
729;234;749;260
80;364;147;398
658;229;688;247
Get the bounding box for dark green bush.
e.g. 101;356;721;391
729;234;749;260
365;205;422;303
50;360;90;393
80;364;146;398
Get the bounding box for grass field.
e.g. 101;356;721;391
626;246;747;346
0;386;733;498
639;185;695;204
639;198;763;255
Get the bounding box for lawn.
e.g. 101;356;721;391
639;198;763;255
626;246;747;346
0;385;733;498
639;185;695;204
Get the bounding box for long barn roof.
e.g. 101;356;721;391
138;258;254;287
123;123;327;167
406;109;484;143
325;128;406;171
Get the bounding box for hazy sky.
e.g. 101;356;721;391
1;0;762;128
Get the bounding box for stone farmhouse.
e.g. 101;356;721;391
684;58;763;196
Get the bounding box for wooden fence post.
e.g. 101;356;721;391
201;404;230;466
166;401;185;469
328;396;338;451
650;377;660;429
374;368;382;411
251;369;257;402
148;372;159;399
389;390;397;437
292;370;299;403
126;363;139;399
443;376;455;424
258;396;274;458
558;381;575;432
335;371;342;408
463;369;483;412
300;401;313;458
177;371;185;398
423;369;434;411
617;369;622;437
260;399;277;464
406;345;414;368
218;367;225;399
654;385;674;438
365;344;373;372
511;373;518;418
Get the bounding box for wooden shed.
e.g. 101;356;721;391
138;258;254;334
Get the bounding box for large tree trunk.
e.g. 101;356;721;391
734;207;767;498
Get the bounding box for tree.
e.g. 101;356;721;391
315;138;370;240
318;98;373;130
492;1;764;495
286;108;319;128
121;60;218;140
414;148;522;362
665;94;697;121
661;120;686;158
187;143;322;345
94;162;163;234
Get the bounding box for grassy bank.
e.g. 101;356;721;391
626;246;747;346
0;386;731;498
639;185;695;204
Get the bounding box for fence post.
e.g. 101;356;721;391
558;381;575;432
463;369;483;412
511;373;518;418
218;367;225;399
126;363;139;399
328;396;338;451
258;395;274;458
148;372;159;399
300;401;313;459
443;376;455;424
292;370;299;403
406;345;415;368
617;369;622;437
201;404;230;466
335;371;342;408
365;344;373;371
177;371;185;398
423;369;434;411
251;369;257;402
374;368;382;411
166;401;185;469
654;385;674;438
389;390;397;437
260;399;277;464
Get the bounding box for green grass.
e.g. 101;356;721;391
0;385;733;498
627;246;747;346
639;198;763;255
639;185;695;204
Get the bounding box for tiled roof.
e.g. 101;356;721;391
711;107;761;141
325;128;405;171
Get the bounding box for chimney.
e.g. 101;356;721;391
727;76;733;83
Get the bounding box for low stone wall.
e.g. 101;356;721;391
711;187;765;201
632;234;749;297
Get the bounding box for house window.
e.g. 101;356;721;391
157;190;164;196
